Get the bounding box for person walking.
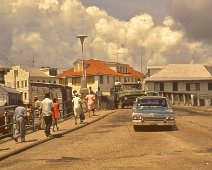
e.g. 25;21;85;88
86;91;96;117
40;93;53;137
95;87;102;110
13;100;26;142
52;98;59;132
72;93;82;125
33;96;44;129
25;104;32;125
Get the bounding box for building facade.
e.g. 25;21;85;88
57;59;142;95
4;65;58;104
144;64;212;106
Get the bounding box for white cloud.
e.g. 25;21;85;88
0;0;211;72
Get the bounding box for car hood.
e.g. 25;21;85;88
132;106;174;114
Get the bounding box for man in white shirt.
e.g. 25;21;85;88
41;93;53;137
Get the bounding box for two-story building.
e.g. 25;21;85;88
4;65;58;104
57;59;142;95
144;64;212;106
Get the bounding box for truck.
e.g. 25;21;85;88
111;82;145;109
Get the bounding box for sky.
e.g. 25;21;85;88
0;0;212;72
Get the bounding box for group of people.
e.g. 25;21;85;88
13;93;60;142
72;87;102;125
13;86;103;142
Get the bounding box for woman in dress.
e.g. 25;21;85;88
86;91;96;117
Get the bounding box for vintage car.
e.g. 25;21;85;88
132;96;175;131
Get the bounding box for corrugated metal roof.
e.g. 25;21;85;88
146;64;212;81
0;84;20;94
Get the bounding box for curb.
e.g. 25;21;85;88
173;106;212;114
0;110;116;161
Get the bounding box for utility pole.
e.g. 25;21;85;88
110;52;124;63
32;55;35;67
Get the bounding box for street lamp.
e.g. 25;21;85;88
76;35;88;95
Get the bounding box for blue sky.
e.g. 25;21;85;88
81;0;170;24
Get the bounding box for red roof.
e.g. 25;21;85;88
57;59;142;78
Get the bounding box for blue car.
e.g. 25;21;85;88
132;96;175;131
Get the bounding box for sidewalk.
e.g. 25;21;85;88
0;110;116;161
173;105;212;113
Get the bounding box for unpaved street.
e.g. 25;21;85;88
1;109;212;170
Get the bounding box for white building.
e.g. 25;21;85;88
4;65;58;104
144;64;212;106
57;59;142;95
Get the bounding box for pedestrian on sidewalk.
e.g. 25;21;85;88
95;87;102;110
25;104;32;125
13;100;26;142
86;90;96;117
52;98;59;132
33;96;45;130
40;93;53;137
72;93;82;125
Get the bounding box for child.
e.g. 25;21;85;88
52;98;59;131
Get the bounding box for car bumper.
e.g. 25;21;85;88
132;120;175;126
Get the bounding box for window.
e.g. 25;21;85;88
37;80;40;82
208;83;212;90
25;80;27;87
21;81;24;88
54;81;56;84
24;92;27;100
154;82;164;91
172;82;178;91
87;76;95;84
49;81;51;83
17;81;19;88
107;76;110;84
186;83;200;91
100;75;103;84
14;70;18;77
43;80;45;83
72;77;81;85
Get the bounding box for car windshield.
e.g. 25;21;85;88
137;98;167;107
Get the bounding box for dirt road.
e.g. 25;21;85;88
1;109;212;170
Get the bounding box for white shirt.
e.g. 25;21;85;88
72;96;81;109
41;98;53;116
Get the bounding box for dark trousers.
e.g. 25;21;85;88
80;112;85;121
44;115;52;136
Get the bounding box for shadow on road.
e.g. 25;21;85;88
134;125;178;132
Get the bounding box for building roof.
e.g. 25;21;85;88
21;66;55;77
0;84;20;94
57;59;142;78
146;64;212;81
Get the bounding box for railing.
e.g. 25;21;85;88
0;100;75;140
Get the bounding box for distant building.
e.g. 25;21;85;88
144;64;212;106
0;84;21;106
4;65;58;104
0;65;11;84
57;59;143;95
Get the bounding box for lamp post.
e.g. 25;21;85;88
76;35;88;95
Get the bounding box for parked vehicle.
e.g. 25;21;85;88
132;96;175;131
111;82;145;109
144;91;160;96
